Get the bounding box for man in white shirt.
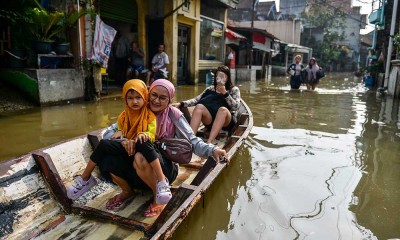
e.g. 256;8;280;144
146;43;169;86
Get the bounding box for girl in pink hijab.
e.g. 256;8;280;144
306;57;322;90
149;79;182;140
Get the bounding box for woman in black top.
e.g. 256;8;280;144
175;65;241;144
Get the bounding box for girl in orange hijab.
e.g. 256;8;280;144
67;80;165;211
116;79;156;141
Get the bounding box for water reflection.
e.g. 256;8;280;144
0;97;123;160
173;74;400;240
350;96;400;240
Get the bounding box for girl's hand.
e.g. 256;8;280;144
122;139;135;156
111;130;123;139
216;85;227;95
136;133;149;143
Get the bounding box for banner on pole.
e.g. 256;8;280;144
91;15;117;68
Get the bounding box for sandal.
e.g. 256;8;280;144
105;194;134;211
143;203;164;217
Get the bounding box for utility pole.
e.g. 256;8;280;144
249;0;256;69
384;0;399;89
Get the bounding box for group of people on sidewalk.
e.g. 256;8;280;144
111;33;170;88
125;42;170;87
287;55;325;90
66;65;241;217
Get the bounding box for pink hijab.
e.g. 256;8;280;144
308;58;319;80
149;79;183;140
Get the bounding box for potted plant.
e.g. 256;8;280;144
26;1;91;54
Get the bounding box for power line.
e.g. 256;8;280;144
354;0;372;4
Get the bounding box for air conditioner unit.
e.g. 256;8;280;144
369;9;382;24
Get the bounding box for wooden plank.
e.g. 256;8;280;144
147;186;197;238
150;162;228;240
87;133;101;150
180;183;197;191
238;113;249;124
27;215;66;239
32;151;73;213
71;206;149;232
0;155;68;239
180;161;203;169
190;156;217;186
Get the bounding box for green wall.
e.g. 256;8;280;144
0;70;39;103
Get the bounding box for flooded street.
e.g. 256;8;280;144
1;73;400;239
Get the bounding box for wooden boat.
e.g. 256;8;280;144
0;100;253;239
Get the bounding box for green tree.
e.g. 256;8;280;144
301;0;346;68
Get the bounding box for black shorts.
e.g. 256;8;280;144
153;70;167;80
92;139;178;190
204;117;236;132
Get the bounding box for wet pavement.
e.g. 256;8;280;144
1;73;399;239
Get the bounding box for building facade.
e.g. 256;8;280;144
81;0;239;85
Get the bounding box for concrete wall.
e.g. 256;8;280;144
236;67;256;81
37;69;84;105
0;69;84;105
388;60;400;98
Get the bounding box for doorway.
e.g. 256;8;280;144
177;24;191;84
147;18;164;69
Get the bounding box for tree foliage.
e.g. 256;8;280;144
300;0;347;67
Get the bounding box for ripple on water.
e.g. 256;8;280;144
220;126;371;239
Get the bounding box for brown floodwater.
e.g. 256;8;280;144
1;73;399;239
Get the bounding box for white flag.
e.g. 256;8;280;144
90;15;117;68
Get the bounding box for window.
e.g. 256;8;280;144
182;0;190;12
200;17;224;61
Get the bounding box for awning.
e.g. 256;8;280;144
252;32;271;52
225;28;247;40
285;43;311;54
227;26;276;51
225;28;247;46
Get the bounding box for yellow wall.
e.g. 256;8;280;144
163;1;178;84
176;0;201;84
136;1;148;65
163;0;202;85
126;0;224;85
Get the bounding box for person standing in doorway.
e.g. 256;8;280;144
114;32;130;86
126;41;145;80
287;55;304;90
146;43;169;87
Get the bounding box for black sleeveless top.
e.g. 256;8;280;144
197;89;230;120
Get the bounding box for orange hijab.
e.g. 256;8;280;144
117;79;155;140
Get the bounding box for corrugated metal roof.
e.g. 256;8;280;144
99;0;137;24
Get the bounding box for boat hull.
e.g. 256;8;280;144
0;101;253;239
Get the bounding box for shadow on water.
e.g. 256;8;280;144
1;73;400;239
